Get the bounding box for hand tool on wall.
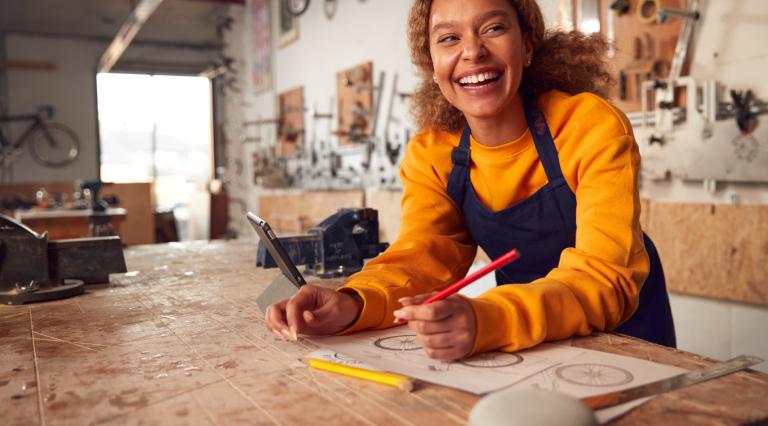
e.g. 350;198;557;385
381;73;412;167
729;89;764;135
667;0;701;83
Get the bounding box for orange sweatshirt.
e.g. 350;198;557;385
338;90;649;355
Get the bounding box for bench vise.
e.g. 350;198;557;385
256;208;389;278
0;214;127;305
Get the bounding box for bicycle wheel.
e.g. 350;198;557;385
29;123;80;167
285;0;310;16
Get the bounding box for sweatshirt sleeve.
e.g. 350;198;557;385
336;132;477;333
469;105;650;354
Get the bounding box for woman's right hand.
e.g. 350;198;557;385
265;284;363;340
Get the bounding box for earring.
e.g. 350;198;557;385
526;59;532;66
433;74;438;82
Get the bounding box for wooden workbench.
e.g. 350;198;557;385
16;208;127;240
2;240;767;425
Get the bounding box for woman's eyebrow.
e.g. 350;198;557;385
431;20;457;36
430;10;511;35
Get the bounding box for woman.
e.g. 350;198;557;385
265;0;676;361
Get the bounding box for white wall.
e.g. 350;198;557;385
5;35;102;182
2;33;220;184
670;293;768;373
226;0;767;370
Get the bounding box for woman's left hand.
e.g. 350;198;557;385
393;293;477;361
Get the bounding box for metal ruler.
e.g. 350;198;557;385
581;355;764;410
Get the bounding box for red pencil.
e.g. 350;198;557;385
394;249;519;323
417;248;520;305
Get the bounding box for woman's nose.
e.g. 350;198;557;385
461;36;488;61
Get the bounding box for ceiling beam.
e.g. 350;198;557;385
98;0;165;73
5;28;223;51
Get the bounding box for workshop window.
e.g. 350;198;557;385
96;73;213;240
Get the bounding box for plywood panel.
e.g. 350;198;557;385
646;202;768;306
366;189;402;244
300;190;365;232
607;0;687;112
336;61;373;146
107;183;155;246
277;86;304;157
258;192;302;234
258;190;365;235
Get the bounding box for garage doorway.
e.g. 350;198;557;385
96;73;213;241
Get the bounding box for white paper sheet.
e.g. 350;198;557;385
310;326;585;394
510;348;687;423
309;327;688;424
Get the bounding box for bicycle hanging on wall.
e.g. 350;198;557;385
0;105;80;180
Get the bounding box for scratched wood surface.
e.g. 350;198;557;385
1;240;767;426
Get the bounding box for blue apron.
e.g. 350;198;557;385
446;97;676;347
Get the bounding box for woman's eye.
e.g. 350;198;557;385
437;35;458;43
486;24;507;33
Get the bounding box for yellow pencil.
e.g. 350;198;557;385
305;357;414;391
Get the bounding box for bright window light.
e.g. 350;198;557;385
97;73;213;240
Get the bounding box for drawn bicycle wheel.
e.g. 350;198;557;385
555;364;634;387
459;352;524;368
29;123;80;167
374;334;421;351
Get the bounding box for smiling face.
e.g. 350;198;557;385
429;0;532;124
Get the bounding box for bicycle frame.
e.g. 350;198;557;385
0;113;47;150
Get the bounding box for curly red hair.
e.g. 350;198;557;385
408;0;614;132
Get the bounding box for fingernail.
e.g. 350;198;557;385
290;326;298;341
305;310;315;322
393;317;406;325
281;329;292;340
393;309;404;317
273;330;286;340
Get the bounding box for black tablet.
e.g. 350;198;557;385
247;212;306;289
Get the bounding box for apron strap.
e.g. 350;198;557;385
523;96;565;183
446;126;472;208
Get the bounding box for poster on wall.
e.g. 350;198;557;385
277;0;299;47
251;0;272;94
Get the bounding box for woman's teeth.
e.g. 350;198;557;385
458;71;501;86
